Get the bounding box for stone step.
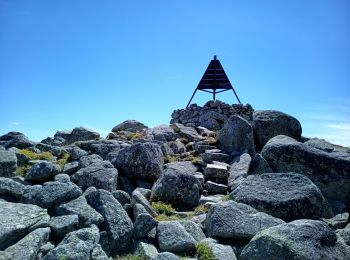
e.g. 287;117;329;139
204;164;229;179
205;181;228;195
202;152;229;163
199;195;225;204
193;144;217;154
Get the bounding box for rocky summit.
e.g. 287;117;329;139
0;100;349;260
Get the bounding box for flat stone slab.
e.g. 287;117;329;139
204;164;228;179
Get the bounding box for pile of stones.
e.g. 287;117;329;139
0;100;349;260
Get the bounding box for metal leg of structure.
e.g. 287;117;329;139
186;88;198;108
231;87;241;104
213;89;216;100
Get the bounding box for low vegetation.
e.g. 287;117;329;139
196;242;215;260
57;152;70;170
164;154;202;164
152;201;176;216
19;149;55;161
114;255;143;260
194;204;210;215
15;165;30;177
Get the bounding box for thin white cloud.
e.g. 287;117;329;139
12;122;20;126
325;123;350;131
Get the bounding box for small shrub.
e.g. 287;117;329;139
114;255;143;260
57;152;70;170
194;204;209;214
156;214;185;221
206;137;217;145
126;132;145;141
222;195;230;201
164;155;178;163
152;201;176;216
196;242;215;260
15;165;30;177
20;149;55;161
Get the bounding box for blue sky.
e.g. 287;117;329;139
1;0;349;146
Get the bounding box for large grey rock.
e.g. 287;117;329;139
133;213;158;239
217;115;255;156
304;138;335;152
0;132;35;149
65;146;89;161
240;219;350;260
179;220;206;242
56;196;104;227
165;161;198;174
262;135;350;204
86;189;133;254
157;221;196;254
0;148;17;177
21;181;82;211
63;161;80;175
202;151;229;163
253;110;302;150
131;190;157;217
0;200;50;250
65;127;100;144
112;120;148;133
173;123;204;142
49;215;79;242
91;244;109;260
337;227;350;246
150;252;180;260
133;241;159;259
248;153;272;175
25;161;61;182
79;154;103;168
151;168;200;210
205;181;227;194
71;161;118;191
116;142;164;181
43;225;100;260
204;201;284;241
0;177;26;202
228;153;251;190
0;227;50;260
112;190;131;205
146;125;178;142
230;172;333;221
198;238;237;260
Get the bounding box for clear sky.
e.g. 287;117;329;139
1;0;349;146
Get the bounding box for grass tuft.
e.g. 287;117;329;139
20;149;55;161
196;242;215;260
15;165;30;177
152;201;176;216
114;255;143;260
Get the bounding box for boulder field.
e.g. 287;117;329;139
0;100;349;260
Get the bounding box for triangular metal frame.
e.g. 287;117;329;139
186;55;241;108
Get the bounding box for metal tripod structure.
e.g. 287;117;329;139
186;55;241;108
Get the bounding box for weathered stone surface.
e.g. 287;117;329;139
304;138;335;152
0;131;35;149
71;161;118;191
78;154;103;168
56;196;104;227
65;127;100;144
151;168;200;210
0;227;50;260
204;201;284;241
205;181;227;194
179;220;206;242
112;120;148;133
261;135;350;204
54;173;71;183
240;219;350;260
169;139;186;154
337;227;350;246
112;190;131;205
230;172;333;221
147;125;178;142
323;213;349;230
199;195;224;204
133;241;159;259
0;148;17;177
25;161;61;182
204;164;228;179
133;213;158;239
228;153;251;190
157;221;196;254
86;189;133;254
21;181;82;211
91;244;109;260
0;177;26;202
202;151;229;163
165;161;198;174
63;161;80;175
248;153;272;175
0;200;50;250
173;123;204;142
131;190;157;217
65;146;89;161
49;215;79;242
43;225;100;260
253;110;302;150
217;115;255;156
150;252;180;260
199;238;237;260
116;142;164;181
